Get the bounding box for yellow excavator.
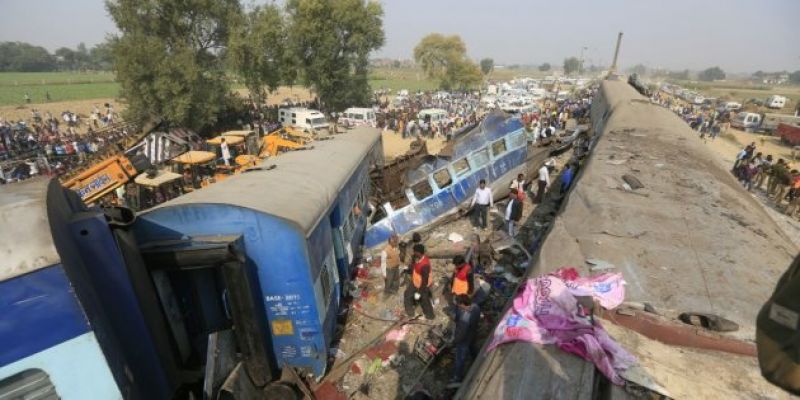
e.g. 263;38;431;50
258;126;313;158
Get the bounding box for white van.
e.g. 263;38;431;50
278;108;329;132
417;108;449;125
341;107;376;127
766;95;787;109
731;112;762;130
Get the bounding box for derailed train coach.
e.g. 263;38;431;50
0;126;382;399
365;112;550;249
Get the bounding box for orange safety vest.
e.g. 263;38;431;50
412;256;432;288
452;264;471;295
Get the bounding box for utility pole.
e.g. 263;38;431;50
608;31;623;78
579;46;588;75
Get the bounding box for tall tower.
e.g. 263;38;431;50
608;32;623;77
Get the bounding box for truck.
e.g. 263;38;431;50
278;107;329;133
777;123;800;146
62;154;151;205
731;112;800;133
765;95;787;109
340;107;377;127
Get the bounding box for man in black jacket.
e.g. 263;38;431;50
504;189;524;237
451;294;481;383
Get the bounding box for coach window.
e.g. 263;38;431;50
508;130;525;149
0;369;58;398
452;158;471;177
491;139;507;158
432;168;453;190
469;148;490;169
411;179;433;201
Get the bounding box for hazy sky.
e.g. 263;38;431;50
1;0;798;73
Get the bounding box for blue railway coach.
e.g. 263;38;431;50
0;179;122;399
131;126;382;379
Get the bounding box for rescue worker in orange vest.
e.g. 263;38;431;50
381;234;402;295
450;255;475;298
404;244;435;320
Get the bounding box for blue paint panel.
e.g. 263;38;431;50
0;265;90;367
134;205;330;376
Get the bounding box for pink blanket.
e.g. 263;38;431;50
487;268;635;385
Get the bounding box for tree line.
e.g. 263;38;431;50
106;0;384;131
0;41;113;72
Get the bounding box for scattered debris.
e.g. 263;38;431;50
622;174;644;190
678;312;739;332
448;232;464;243
586;258;616;271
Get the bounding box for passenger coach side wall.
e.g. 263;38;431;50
134;205;331;377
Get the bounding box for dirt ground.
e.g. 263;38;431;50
381;130;446;160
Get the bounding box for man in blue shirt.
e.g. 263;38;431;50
450;294;481;384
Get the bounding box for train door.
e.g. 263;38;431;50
125;236;277;398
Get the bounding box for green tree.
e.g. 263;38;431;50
480;58;494;75
106;0;241;131
286;0;385;112
789;70;800;85
538;62;551;72
563;57;581;75
89;41;114;70
55;47;77;70
0;42;57;71
414;34;482;90
698;66;725;81
228;4;289;106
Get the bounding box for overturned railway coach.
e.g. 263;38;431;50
365;112;551;248
0;126;383;399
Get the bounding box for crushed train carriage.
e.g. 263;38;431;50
365;112;560;249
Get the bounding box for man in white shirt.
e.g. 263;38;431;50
470;179;493;229
535;164;551;204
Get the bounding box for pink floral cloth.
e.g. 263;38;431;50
487;268;635;385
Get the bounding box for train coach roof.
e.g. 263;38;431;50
0;178;60;281
145;126;382;235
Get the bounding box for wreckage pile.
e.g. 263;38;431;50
457;80;797;399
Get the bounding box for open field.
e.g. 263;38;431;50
0;71;120;106
0;66;555;108
671;79;800;114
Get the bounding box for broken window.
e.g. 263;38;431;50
508;130;526;149
470;148;490;169
491;139;507;157
432;169;453;189
411;179;434;200
390;195;410;210
369;204;387;224
452;158;471;176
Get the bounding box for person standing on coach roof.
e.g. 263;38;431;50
470;179;493;230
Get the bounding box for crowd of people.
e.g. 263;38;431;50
731;141;800;216
374;92;482;139
0;104;130;183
